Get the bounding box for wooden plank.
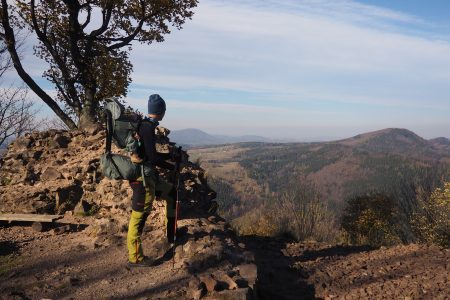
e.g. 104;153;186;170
0;214;63;223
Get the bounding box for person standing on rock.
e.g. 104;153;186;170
127;94;179;268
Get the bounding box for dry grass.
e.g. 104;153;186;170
189;146;263;198
232;188;342;243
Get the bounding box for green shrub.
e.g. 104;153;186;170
231;206;278;237
412;182;450;247
341;193;401;246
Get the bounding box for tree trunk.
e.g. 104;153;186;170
78;88;98;130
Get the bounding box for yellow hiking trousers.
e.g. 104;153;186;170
127;176;175;263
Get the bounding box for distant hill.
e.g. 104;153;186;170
339;128;436;157
340;128;450;155
429;137;450;152
189;128;450;222
169;128;279;146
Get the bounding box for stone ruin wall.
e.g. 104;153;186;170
0;127;216;236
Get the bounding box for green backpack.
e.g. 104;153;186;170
100;99;144;181
104;99;142;153
100;153;140;180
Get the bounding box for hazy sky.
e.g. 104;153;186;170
8;0;450;140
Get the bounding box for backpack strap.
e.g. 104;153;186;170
140;164;146;187
109;153;125;180
105;109;113;154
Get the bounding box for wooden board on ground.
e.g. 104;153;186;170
0;214;63;223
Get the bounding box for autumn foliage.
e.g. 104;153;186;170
412;182;450;247
341;193;402;246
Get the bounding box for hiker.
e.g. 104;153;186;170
127;94;179;267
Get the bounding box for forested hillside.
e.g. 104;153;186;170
189;128;450;243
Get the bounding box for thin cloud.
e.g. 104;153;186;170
215;0;423;25
3;0;450;138
129;0;450;110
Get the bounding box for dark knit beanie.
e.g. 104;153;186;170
147;94;166;115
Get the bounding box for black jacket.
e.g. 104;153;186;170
137;120;173;170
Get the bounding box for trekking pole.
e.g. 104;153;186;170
104;110;113;154
172;146;182;269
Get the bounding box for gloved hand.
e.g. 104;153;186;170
170;146;183;163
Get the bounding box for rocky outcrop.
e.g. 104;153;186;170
0;127;257;299
1;129;109;215
0;128;215;224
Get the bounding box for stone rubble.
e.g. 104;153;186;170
0;128;216;228
0;127;257;299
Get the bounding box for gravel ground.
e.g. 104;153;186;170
1;223;448;300
0;214;256;300
243;236;449;300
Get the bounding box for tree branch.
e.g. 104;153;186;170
89;4;113;37
107;1;153;50
0;0;77;130
80;4;91;29
0;87;35;147
63;0;93;89
0;97;15;126
49;73;74;108
30;0;52;51
108;15;146;49
30;0;81;113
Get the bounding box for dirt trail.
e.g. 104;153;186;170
243;236;449;300
1;225;188;299
0;212;256;300
2;225;448;299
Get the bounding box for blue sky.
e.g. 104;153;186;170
7;0;450;140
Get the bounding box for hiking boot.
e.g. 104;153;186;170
127;256;153;268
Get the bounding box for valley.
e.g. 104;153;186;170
189;128;450;241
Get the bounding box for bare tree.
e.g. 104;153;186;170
0;38;10;76
39;116;69;131
0;38;36;148
0;85;36;147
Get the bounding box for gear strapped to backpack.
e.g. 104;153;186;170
100;99;147;181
